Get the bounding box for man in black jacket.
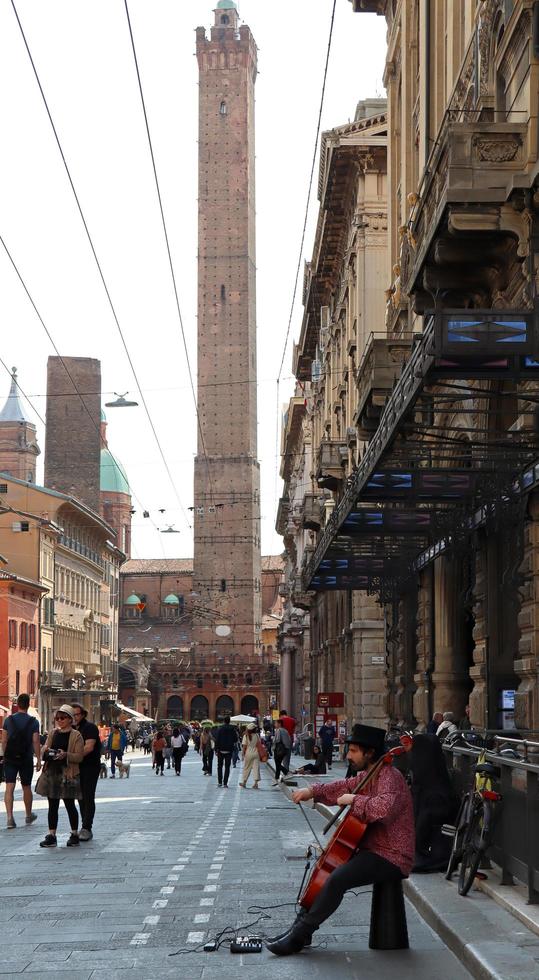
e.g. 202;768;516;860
72;704;101;841
214;716;238;788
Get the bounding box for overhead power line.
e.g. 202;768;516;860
0;236;166;557
123;0;216;510
10;0;191;533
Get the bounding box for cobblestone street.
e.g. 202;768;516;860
0;749;473;979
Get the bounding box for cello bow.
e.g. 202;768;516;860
322;733;413;835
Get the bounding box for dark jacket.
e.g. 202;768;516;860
214;723;238;753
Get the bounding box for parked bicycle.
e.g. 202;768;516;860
444;735;502;896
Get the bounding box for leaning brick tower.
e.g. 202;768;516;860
192;2;262;717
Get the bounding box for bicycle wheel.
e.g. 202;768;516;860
445;794;469;880
458;800;486;896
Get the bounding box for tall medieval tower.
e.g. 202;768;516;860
194;2;262;692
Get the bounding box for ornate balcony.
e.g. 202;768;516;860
40;669;64;689
402;118;531;309
355;333;413;435
302;492;323;531
316;440;347;491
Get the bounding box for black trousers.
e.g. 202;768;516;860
79;765;100;831
274;753;288;780
203;749;214;775
217;751;231;786
172;748;183;774
48;797;79;832
303;851;403;928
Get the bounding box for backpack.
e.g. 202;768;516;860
4;715;33;764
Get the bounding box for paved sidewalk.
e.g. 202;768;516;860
0;748;472;979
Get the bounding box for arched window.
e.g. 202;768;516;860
216;694;234;720
219;101;227;115
167;695;183;718
221;673;228;688
220;14;229;24
241;695;259;716
190;695;209;721
172;675;178;687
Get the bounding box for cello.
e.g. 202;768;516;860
299;734;413;910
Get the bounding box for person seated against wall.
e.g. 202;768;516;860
436;712;458;742
408;733;458;872
296;744;327;775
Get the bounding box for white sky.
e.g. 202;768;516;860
0;0;386;560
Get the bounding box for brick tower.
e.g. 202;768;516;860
44;356;101;512
0;368;40;483
193;2;262;712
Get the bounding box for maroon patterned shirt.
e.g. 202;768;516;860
313;764;415;876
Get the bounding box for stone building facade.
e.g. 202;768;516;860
290;0;539;733
119;556;282;720
0;571;46;719
0;473;122;728
277;100;392;732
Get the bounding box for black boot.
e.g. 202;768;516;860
266;917;315;956
267;909;313;947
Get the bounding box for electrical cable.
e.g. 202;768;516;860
0;234;166;558
123;0;216;511
10;0;191;534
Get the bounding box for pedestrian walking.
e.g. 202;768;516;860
279;709;296;773
271;719;291;786
164;725;173;770
72;703;101;841
239;723;261;789
318;718;336;770
107;724;127;778
35;705;84;848
214;715;238;788
153;731;166;775
200;727;214;775
171;727;185;775
2;693;41;829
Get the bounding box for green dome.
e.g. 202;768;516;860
125;593;141;605
217;0;237;8
163;593;180;605
100;447;130;494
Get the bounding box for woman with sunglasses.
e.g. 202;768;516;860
36;704;84;848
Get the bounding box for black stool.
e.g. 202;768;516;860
368;878;409;950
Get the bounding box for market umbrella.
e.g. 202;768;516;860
200;719;215;727
230;714;256;724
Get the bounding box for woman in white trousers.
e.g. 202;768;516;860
240;724;260;789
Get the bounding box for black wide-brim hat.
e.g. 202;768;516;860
346;724;386;757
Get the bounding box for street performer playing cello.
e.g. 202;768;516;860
266;724;415;956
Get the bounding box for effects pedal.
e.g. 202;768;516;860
230;934;263;954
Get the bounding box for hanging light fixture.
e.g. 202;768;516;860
105;392;139;408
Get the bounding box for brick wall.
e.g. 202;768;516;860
44;357;101;512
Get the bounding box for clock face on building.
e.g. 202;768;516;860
215;624;232;637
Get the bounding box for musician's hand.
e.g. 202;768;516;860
336;793;355;807
292;788;313;804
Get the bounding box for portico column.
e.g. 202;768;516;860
280;646;293;715
350;591;387;726
431;555;471;718
515;492;539;729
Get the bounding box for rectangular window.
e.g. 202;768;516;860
15;670;20;695
8;619;17;647
19;622;27;649
0;483;7;493
29;624;36;651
